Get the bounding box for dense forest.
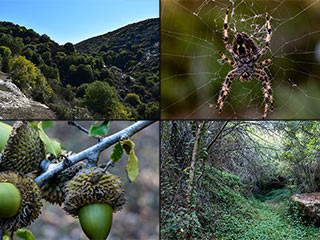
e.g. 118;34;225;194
0;18;159;119
161;121;320;239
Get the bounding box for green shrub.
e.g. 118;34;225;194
125;93;141;106
0;46;11;72
83;81;130;119
9;56;53;97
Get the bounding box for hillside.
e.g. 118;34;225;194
76;18;159;75
0;19;159;119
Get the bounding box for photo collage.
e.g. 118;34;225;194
1;0;320;239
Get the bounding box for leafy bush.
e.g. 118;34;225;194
83;81;130;119
125;93;141;106
0;46;11;72
9;56;52;97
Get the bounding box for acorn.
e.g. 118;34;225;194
40;151;85;205
64;167;126;240
0;121;45;174
0;182;21;218
78;203;113;240
0;171;43;232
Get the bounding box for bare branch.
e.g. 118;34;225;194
207;120;230;151
35;120;156;186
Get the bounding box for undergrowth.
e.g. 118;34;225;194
161;165;320;239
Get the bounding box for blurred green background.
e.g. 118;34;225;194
161;0;320;119
2;121;159;240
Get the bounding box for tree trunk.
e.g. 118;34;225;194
186;121;204;239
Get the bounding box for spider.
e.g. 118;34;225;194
216;7;273;119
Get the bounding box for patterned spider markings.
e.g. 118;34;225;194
216;7;273;119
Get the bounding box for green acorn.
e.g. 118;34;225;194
78;203;113;240
0;171;43;232
64;167;126;240
40;151;86;205
0;182;21;218
0;121;45;174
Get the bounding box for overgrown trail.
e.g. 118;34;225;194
263;201;283;208
233;200;320;240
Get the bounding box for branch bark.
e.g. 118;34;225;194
186;121;205;209
34;120;156;186
186;121;205;240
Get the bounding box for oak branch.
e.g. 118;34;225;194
34;120;156;186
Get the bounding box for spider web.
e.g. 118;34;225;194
161;0;320;119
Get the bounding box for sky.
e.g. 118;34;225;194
1;0;159;44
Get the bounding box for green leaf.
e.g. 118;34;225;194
38;122;61;156
89;121;111;136
41;121;53;131
16;229;35;240
110;142;124;163
28;121;38;131
3;230;12;240
3;235;12;240
0;122;12;151
122;139;139;182
122;139;135;155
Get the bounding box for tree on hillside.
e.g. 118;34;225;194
67;64;94;86
83;81;130;119
125;93;141;107
9;56;52;99
0;33;24;55
63;42;76;55
0;46;11;72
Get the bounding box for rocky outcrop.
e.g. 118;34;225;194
290;192;320;224
0;73;56;119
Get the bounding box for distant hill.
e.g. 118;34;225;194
76;18;159;75
0;18;159;119
0;21;60;49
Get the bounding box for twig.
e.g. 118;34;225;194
68;121;102;141
35;120;155;186
104;160;115;170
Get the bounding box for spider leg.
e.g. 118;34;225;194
223;6;233;54
257;12;272;57
216;69;239;115
219;51;235;67
254;68;273;119
256;56;273;68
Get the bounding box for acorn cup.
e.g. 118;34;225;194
0;171;43;232
63;167;126;240
40;151;86;205
0;121;45;174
